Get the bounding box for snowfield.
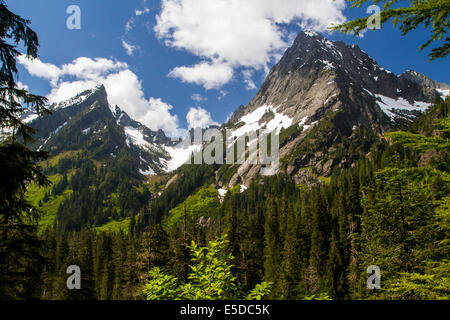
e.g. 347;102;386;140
437;89;450;98
163;143;203;173
228;105;293;147
375;94;431;120
124;126;161;152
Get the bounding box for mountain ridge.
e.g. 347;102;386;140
219;31;448;187
22;31;449;186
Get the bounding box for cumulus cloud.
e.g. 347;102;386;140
17;55;61;85
155;0;346;89
61;57;128;79
18;55;181;137
186;106;218;129
168;61;233;90
154;0;345;89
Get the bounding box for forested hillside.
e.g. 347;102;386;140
35;97;449;300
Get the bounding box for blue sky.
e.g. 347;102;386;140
9;0;450;136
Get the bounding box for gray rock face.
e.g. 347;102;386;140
114;106;175;147
399;70;450;90
223;31;447;184
234;31;439;131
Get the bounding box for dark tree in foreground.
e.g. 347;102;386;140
0;0;50;299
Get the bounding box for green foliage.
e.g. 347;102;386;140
382;266;450;300
166;185;220;228
302;293;332;300
95;219;131;235
143;235;272;300
279;123;303;148
360;167;444;275
51;151;151;232
331;0;450;60
143;267;180;300
217;164;239;186
138;164;216;231
357;100;450;299
0;1;52;299
246;282;273;300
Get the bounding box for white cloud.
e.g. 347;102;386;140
242;70;257;90
17;82;29;91
61;57;128;79
122;40;137;56
18;55;61;85
155;0;346;89
18;56;182;137
191;93;207;102
218;90;228;100
125;18;135;33
135;7;150;16
186;106;219;129
47;80;98;102
168;61;233;90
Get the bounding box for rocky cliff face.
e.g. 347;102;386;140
222;31;447;188
232;31;438;130
400;70;450;92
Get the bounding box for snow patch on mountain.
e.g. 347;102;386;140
217;188;228;197
229;105;293;146
139;166;155;176
163;144;203;172
124;126;159;152
304;31;319;37
52;86;100;110
37;122;66;152
437;89;450;97
23;113;39;124
298;116;309;129
54;122;68;134
109;104;118;117
319;60;335;70
375;94;431;120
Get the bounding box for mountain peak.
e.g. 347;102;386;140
241;30;438;121
50;84;107;111
400;70;450;92
301;30;323;38
224;30;444;183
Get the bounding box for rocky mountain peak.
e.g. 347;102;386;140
234;31;439;129
400;70;450;91
222;30;447;187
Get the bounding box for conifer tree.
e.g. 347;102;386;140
0;1;51;297
332;0;450;60
263;198;281;296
